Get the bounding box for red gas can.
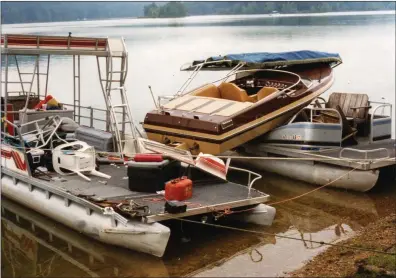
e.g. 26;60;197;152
165;176;193;201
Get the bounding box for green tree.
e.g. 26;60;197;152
158;2;187;18
144;3;160;18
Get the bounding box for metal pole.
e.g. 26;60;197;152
15;56;25;94
3;54;9;133
96;56;111;132
20;56;38;129
27;57;38;95
37;55;40;99
120;57;126;137
44;55;50;97
78;55;81;124
73;55;76;122
90;107;94;128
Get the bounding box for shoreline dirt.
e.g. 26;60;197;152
290;213;396;277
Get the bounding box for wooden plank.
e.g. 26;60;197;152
340;93;349;116
360;94;369;118
327;92;340;108
349;94;359;118
354;94;364;118
338;93;346;112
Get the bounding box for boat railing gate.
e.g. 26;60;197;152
339;147;390;161
227;165;262;194
369;102;392;144
289;106;342;125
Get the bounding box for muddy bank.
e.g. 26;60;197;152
290;213;396;277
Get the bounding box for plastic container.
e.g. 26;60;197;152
165;177;193;201
127;159;181;192
75;126;114;152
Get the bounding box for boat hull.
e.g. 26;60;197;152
1;174;171;257
145;108;296;155
145;73;334;155
261;122;343;147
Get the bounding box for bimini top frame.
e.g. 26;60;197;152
1;33;139;157
1;34;124;57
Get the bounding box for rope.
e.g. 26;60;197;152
267;165;360;206
207;165;361;218
170;216;396;256
249;248;263;262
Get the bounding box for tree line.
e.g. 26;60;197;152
1;2;147;24
184;2;395;16
144;2;187;18
2;1;395;24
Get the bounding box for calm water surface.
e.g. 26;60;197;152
1;12;395;277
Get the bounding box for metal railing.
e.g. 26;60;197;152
227;165;262;192
288;106;342;125
1;119;32;177
370;103;392;143
62;103;110;131
339;147;390;161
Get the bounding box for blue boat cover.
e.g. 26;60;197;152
188;50;342;69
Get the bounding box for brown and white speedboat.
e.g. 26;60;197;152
143;51;342;154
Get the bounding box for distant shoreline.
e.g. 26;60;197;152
3;10;395;26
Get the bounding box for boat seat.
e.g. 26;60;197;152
257;87;279;101
192;84;221;98
335;105;358;146
324;92;371;136
326;92;371;125
52;140;111;182
218;82;255;102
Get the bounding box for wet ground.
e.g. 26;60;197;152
2;168;395;277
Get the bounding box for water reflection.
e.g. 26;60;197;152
1;198;169;278
3;170;394;278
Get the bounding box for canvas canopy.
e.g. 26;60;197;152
183;50;342;70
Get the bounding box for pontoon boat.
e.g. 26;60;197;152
240;92;396;191
1;34;276;257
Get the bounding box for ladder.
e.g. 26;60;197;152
97;38;140;156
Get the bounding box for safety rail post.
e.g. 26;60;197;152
4;41;9;133
90;106;94;128
44;55;50;97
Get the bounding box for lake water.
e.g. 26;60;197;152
1;11;396;277
2;11;395;135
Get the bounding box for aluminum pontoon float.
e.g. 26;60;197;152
240;92;396;192
1;34;276;257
